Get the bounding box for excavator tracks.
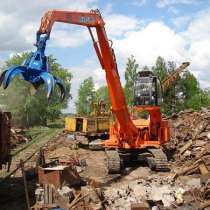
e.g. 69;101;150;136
148;149;170;172
106;150;121;174
105;149;170;174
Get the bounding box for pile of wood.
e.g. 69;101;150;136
167;108;210;177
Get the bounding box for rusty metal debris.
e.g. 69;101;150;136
35;171;96;209
33;148;90;210
0;111;11;170
38;164;83;188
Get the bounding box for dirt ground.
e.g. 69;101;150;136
1;108;210;209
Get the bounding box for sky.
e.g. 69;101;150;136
0;0;210;113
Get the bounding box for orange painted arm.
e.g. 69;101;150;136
38;10;105;33
37;10;138;139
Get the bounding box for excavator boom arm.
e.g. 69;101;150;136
161;62;190;92
38;10;138;139
38;10;105;34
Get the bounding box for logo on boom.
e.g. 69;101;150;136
79;16;95;23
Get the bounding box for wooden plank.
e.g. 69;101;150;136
49;187;53;205
179;140;193;154
44;184;49;205
20;159;31;210
199;162;209;175
199;199;210;210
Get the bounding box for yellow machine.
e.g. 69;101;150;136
65;116;110;134
65;101;111;141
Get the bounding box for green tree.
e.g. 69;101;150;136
180;71;200;99
180;71;210;110
152;57;176;114
0;53;72;127
75;77;95;116
95;86;111;111
46;56;72;121
152;56;168;82
124;55;139;106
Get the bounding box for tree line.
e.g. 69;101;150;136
76;55;210;116
1;53;209;128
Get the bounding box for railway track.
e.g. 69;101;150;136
0;127;63;182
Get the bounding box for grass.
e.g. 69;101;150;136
11;117;65;157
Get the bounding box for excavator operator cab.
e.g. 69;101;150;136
134;68;162;106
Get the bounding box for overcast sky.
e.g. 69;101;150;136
0;0;210;113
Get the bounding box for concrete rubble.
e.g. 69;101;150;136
104;172;206;209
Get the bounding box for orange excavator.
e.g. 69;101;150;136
34;9;189;173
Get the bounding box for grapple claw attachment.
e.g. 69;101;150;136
1;67;25;89
0;70;7;86
39;72;55;99
0;33;66;101
54;76;66;102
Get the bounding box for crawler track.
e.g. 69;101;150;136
106;150;121;174
148;148;170;171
